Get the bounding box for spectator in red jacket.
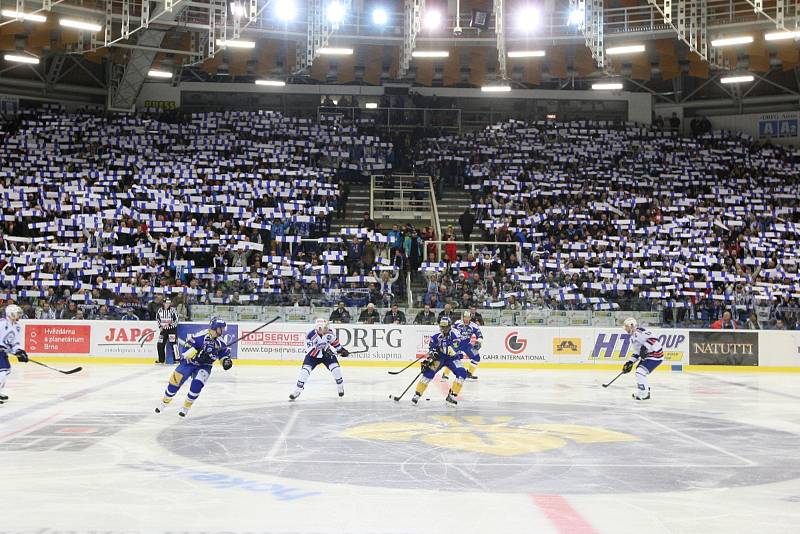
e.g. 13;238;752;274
711;311;738;330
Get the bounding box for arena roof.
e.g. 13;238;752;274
0;0;798;110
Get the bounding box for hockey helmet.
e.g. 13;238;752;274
5;304;22;322
623;317;637;334
315;317;330;334
439;316;452;334
209;317;227;335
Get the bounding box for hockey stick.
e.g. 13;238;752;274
225;316;280;348
342;349;369;357
389;370;423;402
29;359;83;375
602;370;625;388
387;357;422;375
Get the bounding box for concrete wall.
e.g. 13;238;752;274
708;111;800;146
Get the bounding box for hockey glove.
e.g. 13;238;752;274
15;349;28;363
221;357;233;371
338;348;350;358
622;361;634;374
638;345;648;359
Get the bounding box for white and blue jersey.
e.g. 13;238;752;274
0;318;23;370
302;329;343;369
181;329;231;368
627;327;664;373
305;329;342;359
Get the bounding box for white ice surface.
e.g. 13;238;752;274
1;364;799;534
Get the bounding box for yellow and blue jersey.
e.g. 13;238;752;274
428;330;462;361
181;329;230;367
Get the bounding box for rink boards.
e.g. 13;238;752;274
18;320;800;371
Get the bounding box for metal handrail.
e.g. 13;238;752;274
424;239;522;263
429;176;443;264
406;270;413;308
369;174;374;221
318;106;462;132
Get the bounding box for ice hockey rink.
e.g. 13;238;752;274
2;364;799;534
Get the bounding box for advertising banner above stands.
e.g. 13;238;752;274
16;320;798;370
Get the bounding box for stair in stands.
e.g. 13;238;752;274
437;186;474;255
330;183;372;234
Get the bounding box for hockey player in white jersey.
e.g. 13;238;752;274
621;317;663;400
0;304;29;404
289;318;350;401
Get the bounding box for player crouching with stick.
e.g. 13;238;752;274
155;317;233;417
289;319;350;401
412;317;469;406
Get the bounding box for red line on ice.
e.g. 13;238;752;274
0;412;61;442
530;494;599;534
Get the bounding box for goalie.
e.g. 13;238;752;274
411;317;469;406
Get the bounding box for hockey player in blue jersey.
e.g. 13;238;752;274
442;310;483;381
155;317;233;417
411;317;469;405
620;317;664;401
289;318;350;401
0;305;29;404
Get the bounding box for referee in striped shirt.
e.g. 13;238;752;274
156;299;179;364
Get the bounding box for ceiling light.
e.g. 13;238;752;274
517;6;540;30
274;0;296;21
764;31;800;41
720;74;754;84
318;47;353;55
507;50;545;58
1;9;47;22
255;79;286;86
592;82;623;90
216;39;255;48
4;53;39;64
372;7;388;25
59;18;102;32
711;35;753;47
365;102;378;109
412;50;449;58
423;9;441;29
546;114;557;120
567;7;584;26
230;2;246;18
147;69;172;78
606;44;646;55
481;84;512;92
327;1;346;24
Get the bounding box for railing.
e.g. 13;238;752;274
424;239;522;263
406;271;413;311
184;303;665;327
429;176;443;259
247;2;772;43
318;106;461;132
372;174;435;220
